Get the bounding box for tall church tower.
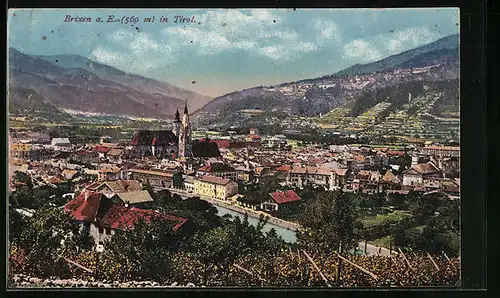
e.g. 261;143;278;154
178;100;192;159
173;109;181;137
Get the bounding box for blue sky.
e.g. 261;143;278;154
8;8;459;97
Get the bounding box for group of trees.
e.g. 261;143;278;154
151;189;223;234
347;189;460;257
8;183;288;284
296;190;363;273
393;193;460;256
186;214;285;285
9;206;94;278
10;174;74;210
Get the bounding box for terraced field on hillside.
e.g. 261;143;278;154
315;89;459;141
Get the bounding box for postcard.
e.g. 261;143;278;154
7;8;460;288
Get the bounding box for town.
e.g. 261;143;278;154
9;101;460;287
9;102;460;220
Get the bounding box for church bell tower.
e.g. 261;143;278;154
173;109;181;137
178;100;192;159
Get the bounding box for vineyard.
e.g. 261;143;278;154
9;246;460;288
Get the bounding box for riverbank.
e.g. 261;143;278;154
168;188;394;256
168;188;301;232
210;198;301;232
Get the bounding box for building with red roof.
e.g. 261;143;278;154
247;134;262;143
402;162;442;187
387;150;405;157
129;130;179;159
196;162;237;181
261;190;302;212
200;138;231;150
98;164;125;181
64;190;187;246
276;165;291;172
94;145;110;154
128;168;183;189
249;128;259;135
288;165;348;190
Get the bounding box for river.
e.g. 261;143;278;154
214;205;298;243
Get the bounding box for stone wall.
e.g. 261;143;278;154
9;274;200;288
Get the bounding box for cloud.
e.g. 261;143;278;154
96;12;445;72
90;46;127;65
384;27;440;55
341;26;443;64
260;42;318;60
90;31;176;72
161;9;319;60
98;10;344;66
342;39;383;63
312;19;341;43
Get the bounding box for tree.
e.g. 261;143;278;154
332;192;359;254
410;192;447;221
387;193;409;210
15;207;90;278
103;218;178;281
153;189;173;208
9;185;34;209
173;174;183;188
188;213;272;286
143;179;153;194
13;171;33;188
297;190;361;270
261;228;286;283
8;206;28;246
189;225;234;285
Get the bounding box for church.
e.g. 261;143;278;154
129;102;192;159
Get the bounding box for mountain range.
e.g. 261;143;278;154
8;48;212;120
8;33;459;127
192;34;459;128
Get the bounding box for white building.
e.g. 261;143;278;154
51;138;72;152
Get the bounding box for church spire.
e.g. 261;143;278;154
175;109;180;122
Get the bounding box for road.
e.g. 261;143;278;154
162;187;398;256
356;241;398;257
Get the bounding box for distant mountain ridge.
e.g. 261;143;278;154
8;48;212;120
333;34;459;77
33;53;211;106
193;34;459;128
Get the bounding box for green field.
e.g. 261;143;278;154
361;210;412;228
369;236;393;249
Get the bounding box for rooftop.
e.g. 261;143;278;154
406;162;442;175
269;190;301;204
115;190;154;204
130;130;177;146
64;191;186;231
129;168;176;177
107;148;123;156
423;145;460;151
198;175;232;186
102;180;143;193
94;145;110;153
291;166;331;175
